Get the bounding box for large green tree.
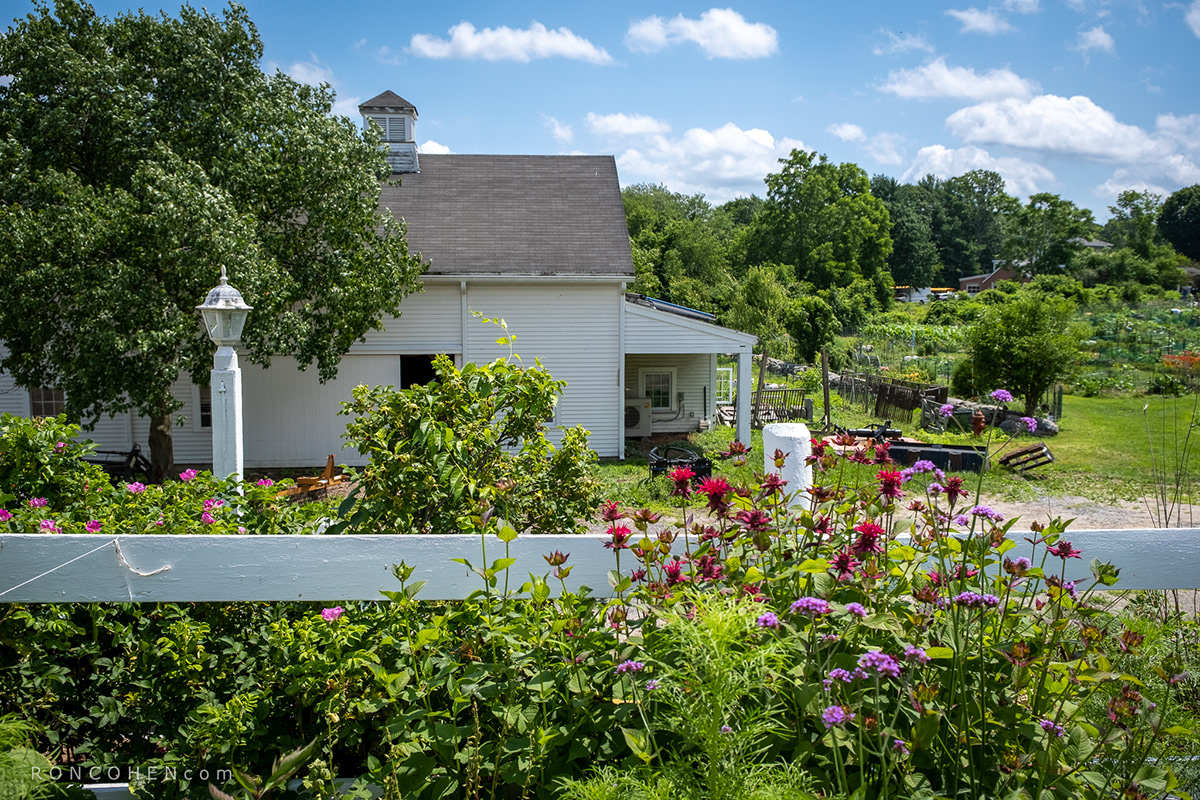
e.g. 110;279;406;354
1001;193;1096;274
1159;184;1200;262
746;150;893;305
967;292;1086;416
1102;190;1163;258
0;1;424;480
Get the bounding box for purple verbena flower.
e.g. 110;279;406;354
646;679;660;690
1021;417;1038;434
720;725;733;734
822;705;854;729
1039;718;1065;738
893;738;910;756
857;650;902;678
904;645;930;664
790;597;833;617
939;404;955;418
827;668;853;683
969;505;1005;522
954;591;1001;609
845;602;867;618
757;611;780;629
615;660;645;674
991;389;1013;403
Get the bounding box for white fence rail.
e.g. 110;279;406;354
0;528;1197;603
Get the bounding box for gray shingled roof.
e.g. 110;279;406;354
379;155;635;277
359;91;418;115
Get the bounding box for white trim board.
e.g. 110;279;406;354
0;529;1197;603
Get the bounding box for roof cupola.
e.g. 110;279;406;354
359;90;419;173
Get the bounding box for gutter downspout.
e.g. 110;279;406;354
619;282;626;461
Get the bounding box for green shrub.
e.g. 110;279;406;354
0;414;109;513
337;352;597;535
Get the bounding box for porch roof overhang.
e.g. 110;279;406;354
624;299;757;354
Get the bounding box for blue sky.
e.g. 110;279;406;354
30;0;1200;218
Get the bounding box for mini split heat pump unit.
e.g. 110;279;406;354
625;397;653;437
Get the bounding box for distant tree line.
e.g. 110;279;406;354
623;151;1198;364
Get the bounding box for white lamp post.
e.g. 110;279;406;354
197;267;253;482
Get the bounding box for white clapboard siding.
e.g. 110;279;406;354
466;281;622;456
0;369;30;416
355;281;463;354
0;529;1197;604
625;303;755;355
626;353;714;434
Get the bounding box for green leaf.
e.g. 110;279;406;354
497;525;518;543
925;646;954;660
621;727;653;764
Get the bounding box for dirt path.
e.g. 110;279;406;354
977;493;1200;531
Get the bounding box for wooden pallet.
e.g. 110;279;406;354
998;443;1055;472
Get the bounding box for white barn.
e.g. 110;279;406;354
0;91;756;466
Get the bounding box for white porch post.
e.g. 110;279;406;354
211;348;244;481
736;350;752;446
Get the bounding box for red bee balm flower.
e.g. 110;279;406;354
668;466;694;497
735;508;772;532
1047;540;1082;560
851;521;886;556
876;469;903;500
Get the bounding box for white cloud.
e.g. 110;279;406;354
614;123;805;202
1003;0;1040;13
872;29;934;55
332;96;363;119
586;112;671;136
880;58;1036;101
946;94;1200;194
542;114;573;143
420;140;453;154
1187;1;1200;38
1157;113;1200;153
1075;26;1115;54
948;94;1168;163
625;8;778;60
865;134;905;165
285;55;334;87
945;8;1014;34
902;145;1055;194
410;21;612;64
827;122;866;142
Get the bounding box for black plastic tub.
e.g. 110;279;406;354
887;442;988;473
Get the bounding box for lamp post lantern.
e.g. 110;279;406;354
197;267;253;482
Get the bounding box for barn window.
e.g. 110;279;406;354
640;368;676;410
30;387;66;418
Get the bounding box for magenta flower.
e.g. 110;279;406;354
1047;540;1082;560
851;521;886;556
85;520;103;533
876;470;903;500
321;606;343;622
757;611;780;629
720;725;733;734
892;738;910;756
54;441;66;452
256;478;274;487
605;523;633;550
1021;417;1038;434
822;705;854;729
29;497;48;508
179;469;198;482
599;500;623;522
645;679;660;690
126;482;146;494
830;550;860;580
827;668;853;683
990;389;1013;403
790;597;833;617
845;602;867;618
735;508;772;533
0;509;11;521
615;660;645;674
203;498;224;512
939;404;955;418
954;591;1001;609
668;466;694;498
201;512;215;525
39;519;61;534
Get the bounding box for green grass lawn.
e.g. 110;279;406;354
595;391;1200;511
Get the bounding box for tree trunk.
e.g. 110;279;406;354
148;411;175;484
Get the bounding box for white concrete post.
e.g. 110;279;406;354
736;350;752;447
211;347;244;482
763;423;813;509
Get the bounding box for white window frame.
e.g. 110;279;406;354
639;367;677;412
716;368;734;405
190;385;213;432
29;387;67;418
